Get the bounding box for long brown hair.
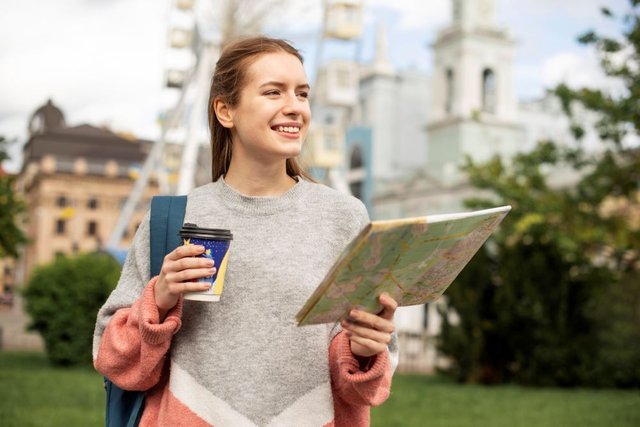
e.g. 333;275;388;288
208;36;314;182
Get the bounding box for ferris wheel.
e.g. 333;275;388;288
107;0;214;249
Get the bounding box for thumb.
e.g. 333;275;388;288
378;292;398;320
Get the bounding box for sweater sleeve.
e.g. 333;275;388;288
93;211;153;362
329;331;392;408
94;277;184;391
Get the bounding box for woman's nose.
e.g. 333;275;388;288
282;93;306;115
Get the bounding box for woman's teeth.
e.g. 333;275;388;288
275;126;299;133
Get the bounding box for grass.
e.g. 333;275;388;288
0;351;638;427
0;351;104;427
372;374;640;427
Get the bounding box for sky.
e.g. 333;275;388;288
0;0;628;172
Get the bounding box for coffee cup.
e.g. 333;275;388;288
178;223;233;302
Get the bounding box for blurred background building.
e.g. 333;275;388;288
15;100;156;281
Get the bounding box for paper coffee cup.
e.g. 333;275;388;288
178;223;233;302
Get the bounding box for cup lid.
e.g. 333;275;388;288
178;223;233;240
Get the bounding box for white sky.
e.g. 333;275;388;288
0;0;627;172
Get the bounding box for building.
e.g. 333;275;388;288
13;99;159;284
0;162;18;306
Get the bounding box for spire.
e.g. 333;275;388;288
371;21;394;76
29;99;66;136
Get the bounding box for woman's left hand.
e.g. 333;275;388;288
341;293;398;358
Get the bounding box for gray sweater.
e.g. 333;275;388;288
93;178;391;426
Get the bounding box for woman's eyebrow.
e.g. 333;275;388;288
258;81;311;90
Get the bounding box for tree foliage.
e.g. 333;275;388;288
438;1;640;387
23;253;120;366
0;136;27;258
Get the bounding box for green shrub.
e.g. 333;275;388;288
23;252;120;366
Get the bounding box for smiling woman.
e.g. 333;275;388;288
93;35;399;427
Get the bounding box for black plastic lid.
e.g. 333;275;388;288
178;223;233;241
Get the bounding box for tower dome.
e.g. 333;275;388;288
28;99;66;136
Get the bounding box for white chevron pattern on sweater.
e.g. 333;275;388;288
170;361;333;426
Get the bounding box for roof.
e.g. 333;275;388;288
22;124;151;165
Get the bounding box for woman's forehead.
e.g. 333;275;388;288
245;52;308;86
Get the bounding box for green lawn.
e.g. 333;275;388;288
0;351;638;427
372;374;640;427
0;351;104;427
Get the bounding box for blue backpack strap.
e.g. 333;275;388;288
105;195;187;427
150;195;187;277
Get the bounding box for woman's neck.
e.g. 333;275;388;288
224;159;297;197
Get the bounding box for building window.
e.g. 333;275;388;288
56;219;66;235
482;68;496;113
88;198;99;210
349;145;364;200
445;68;455;115
350;145;364;169
336;68;352;88
56;196;68;208
87;221;98;236
423;304;430;330
87;161;105;175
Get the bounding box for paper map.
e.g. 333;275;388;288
296;206;511;326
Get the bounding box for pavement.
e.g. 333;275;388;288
0;294;44;351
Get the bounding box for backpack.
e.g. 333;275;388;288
104;195;187;427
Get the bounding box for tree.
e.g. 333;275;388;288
0;136;27;258
23;252;120;366
438;1;640;387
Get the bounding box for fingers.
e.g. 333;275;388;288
341;319;392;344
348;334;388;356
378;292;398;321
347;307;395;333
166;280;212;295
342;293;398;358
162;250;214;275
166;244;205;261
165;267;216;283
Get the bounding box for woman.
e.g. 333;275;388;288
94;36;397;426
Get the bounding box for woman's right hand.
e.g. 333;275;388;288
154;244;216;316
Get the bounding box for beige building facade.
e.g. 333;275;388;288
13;99;159;285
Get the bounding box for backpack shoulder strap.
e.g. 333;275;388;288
150;195;187;277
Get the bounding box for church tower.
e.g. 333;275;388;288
427;0;523;182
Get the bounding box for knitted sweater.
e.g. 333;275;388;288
93;178;395;426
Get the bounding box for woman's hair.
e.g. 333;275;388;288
208;35;314;182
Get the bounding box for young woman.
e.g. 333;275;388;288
94;36;398;427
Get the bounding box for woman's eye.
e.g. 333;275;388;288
297;92;309;99
264;90;279;96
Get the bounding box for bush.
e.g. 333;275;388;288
23;252;120;366
438;227;640;388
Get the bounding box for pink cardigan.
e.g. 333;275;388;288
95;278;392;426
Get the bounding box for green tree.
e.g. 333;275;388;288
0;136;27;258
438;1;640;387
23;252;120;366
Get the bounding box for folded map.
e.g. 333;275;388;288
296;205;512;326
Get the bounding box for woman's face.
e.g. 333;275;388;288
227;52;311;165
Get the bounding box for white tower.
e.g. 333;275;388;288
427;0;524;183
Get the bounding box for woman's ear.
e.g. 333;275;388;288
214;98;234;129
